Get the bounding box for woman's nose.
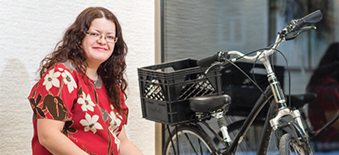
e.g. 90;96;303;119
97;36;107;44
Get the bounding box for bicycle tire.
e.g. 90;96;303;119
279;133;311;155
163;124;218;155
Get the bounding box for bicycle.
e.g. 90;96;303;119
159;10;323;155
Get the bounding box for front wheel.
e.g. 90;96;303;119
163;124;218;155
279;133;313;155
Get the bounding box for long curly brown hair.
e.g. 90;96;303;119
38;7;128;115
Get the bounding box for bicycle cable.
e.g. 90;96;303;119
231;40;292;108
224;41;282;96
224;58;265;94
273;49;291;108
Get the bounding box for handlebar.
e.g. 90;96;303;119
288;10;322;31
300;10;323;24
197;10;323;67
197;51;220;67
281;10;323;40
196;50;262;68
197;51;231;67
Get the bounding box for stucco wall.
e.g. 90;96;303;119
0;1;155;154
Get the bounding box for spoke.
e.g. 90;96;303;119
199;139;204;155
164;127;214;155
184;133;199;155
167;126;177;155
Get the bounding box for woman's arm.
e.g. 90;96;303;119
37;118;88;155
325;110;339;130
119;126;143;155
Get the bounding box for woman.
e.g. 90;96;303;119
307;42;339;143
28;7;143;155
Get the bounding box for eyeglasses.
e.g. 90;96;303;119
85;31;118;43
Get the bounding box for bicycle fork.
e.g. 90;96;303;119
266;71;308;136
270;107;307;133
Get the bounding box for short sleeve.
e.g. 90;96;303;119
310;77;339;111
28;62;79;121
120;92;129;125
318;86;339;111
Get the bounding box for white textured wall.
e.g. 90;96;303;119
0;0;155;154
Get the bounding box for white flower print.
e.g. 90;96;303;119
80;113;103;134
77;92;95;112
42;69;61;91
108;111;122;151
115;135;120;150
108;105;123;150
109;111;122;133
61;70;77;93
108;126;121;150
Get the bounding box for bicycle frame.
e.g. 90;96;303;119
223;86;273;154
222;35;311;155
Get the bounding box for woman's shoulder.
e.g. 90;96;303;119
55;60;79;73
43;60;82;81
320;76;339;85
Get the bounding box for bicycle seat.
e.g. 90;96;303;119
286;93;317;108
189;94;231;113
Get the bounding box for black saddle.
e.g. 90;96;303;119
189;94;231;113
287;93;317;108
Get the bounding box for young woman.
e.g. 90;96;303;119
307;42;339;143
28;7;143;155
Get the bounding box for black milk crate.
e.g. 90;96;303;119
138;58;222;125
221;62;285;117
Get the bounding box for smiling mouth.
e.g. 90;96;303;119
93;47;107;51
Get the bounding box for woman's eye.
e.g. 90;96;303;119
107;36;114;39
90;32;100;36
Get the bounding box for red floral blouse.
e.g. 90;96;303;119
28;60;128;155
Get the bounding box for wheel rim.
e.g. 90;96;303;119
165;130;213;155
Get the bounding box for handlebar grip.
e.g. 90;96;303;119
197;52;220;67
300;10;323;24
287;10;322;34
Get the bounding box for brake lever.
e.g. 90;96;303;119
204;63;220;74
204;51;230;74
219;51;230;63
300;26;316;33
285;26;316;41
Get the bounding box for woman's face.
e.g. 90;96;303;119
82;18;116;68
